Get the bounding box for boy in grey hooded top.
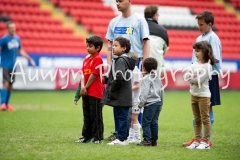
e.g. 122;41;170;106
102;37;137;145
137;57;162;147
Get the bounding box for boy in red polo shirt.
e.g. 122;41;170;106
75;36;104;144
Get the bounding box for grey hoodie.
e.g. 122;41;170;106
138;73;162;108
102;54;136;107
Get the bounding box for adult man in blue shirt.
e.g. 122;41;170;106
0;21;35;111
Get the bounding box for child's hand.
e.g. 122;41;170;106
138;106;142;109
74;100;78;105
80;87;87;97
193;73;197;78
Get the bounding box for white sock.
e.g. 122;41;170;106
133;123;141;140
128;128;134;139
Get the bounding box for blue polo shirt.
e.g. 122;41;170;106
106;12;149;58
0;34;22;70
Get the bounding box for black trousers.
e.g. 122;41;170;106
82;96;103;140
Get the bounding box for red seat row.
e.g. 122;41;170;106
0;6;50;16
227;0;240;9
15;22;72;34
71;9;115;20
21;39;86;48
23;46;87;54
11;14;62;25
17;32;84;42
132;0;225;10
0;0;39;7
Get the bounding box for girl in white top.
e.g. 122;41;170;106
184;41;216;150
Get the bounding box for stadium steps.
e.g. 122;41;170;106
215;0;240;20
38;0;107;53
36;0;89;40
224;1;240;20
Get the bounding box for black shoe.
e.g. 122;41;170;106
104;132;118;141
151;140;157;146
75;137;91;143
137;140;152;146
90;139;103;144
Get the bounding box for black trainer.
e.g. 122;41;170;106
91;139;103;144
151;140;157;146
75;137;91;143
104;132;118;141
137;140;152;146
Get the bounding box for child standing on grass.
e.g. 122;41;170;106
137;57;162;147
126;52;142;144
184;41;215;150
102;37;137;146
74;36;104;144
183;11;222;147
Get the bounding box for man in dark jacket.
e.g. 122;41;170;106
144;4;169;77
144;5;169;107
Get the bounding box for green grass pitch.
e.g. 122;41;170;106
0;90;240;160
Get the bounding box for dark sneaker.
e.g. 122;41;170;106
104;132;118;141
75;137;92;143
91;139;103;144
151;140;157;146
137;140;152;146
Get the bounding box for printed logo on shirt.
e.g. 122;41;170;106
114;27;134;35
7;39;19;50
83;69;91;75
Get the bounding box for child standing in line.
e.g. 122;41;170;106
183;10;222;147
184;41;216;150
126;52;142;144
102;37;137;146
137;57;162;147
74;36;104;144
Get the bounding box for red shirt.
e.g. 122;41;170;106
82;53;104;99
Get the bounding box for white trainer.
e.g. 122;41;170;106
186;141;199;149
126;137;135;143
196;142;210;150
107;139;129;146
134;139;141;144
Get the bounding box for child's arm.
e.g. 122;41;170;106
138;78;150;108
190;64;212;84
80;76;87;97
85;74;97;89
74;82;81;105
183;65;194;81
82;74;97;91
132;81;140;91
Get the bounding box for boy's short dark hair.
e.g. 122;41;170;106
114;37;131;53
86;36;103;52
196;11;214;26
6;21;14;28
144;4;158;18
143;57;158;73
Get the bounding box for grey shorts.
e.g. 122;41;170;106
2;68;15;84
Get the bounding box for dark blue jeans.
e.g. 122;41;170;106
114;106;130;141
142;101;162;141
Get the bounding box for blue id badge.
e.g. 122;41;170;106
114;27;134;35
